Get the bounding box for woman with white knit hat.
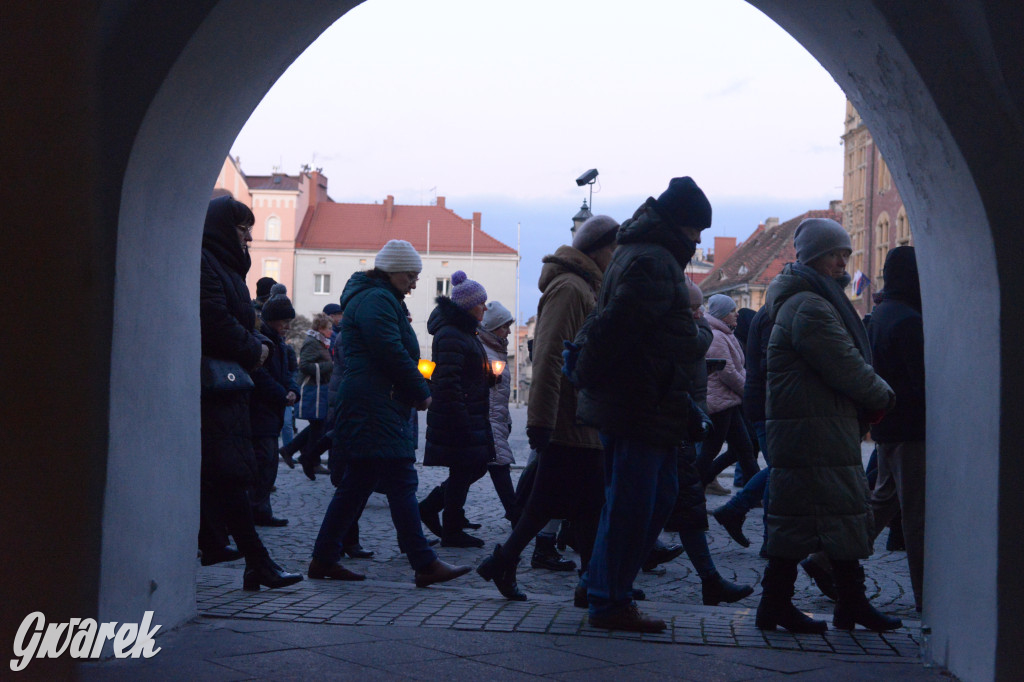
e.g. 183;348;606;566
309;239;471;587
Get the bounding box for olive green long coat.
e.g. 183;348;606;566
764;266;894;561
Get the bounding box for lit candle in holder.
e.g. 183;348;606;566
418;359;436;379
490;360;506;376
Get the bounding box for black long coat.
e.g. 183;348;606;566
200;197;265;484
250;321;299;439
424;297;495;469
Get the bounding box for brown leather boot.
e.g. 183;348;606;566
415;559;472;588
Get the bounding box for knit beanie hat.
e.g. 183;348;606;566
572;215;619;253
261;283;295;322
794;218;852;265
255;277;277;301
374;239;423;273
481;300;514;331
450;270;487;311
707;294;737;320
654;177;712;231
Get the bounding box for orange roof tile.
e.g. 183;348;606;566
296;199;516;255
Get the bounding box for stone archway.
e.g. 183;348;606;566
4;1;1022;680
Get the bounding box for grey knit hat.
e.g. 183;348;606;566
572;215;619;253
481;300;514;331
374;239;423;273
793;218;852;265
450;270;487;311
706;294;737;320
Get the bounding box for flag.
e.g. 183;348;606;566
853;270;869;296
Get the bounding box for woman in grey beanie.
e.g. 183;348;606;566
695;295;759;496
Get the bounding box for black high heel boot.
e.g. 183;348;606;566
243;548;303;591
831;560;903;631
477;545;526;601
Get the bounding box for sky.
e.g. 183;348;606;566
231;0;848;318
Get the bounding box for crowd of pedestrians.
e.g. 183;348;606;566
197;177;923;634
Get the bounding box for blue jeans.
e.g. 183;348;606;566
281;405;295;446
312;458;436;571
587;435;678;616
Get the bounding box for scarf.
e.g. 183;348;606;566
790;262;871;364
306;328;330;347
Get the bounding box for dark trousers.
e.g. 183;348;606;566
441;462;488;534
313;458;436;571
697;405;759;485
488;463;517;518
298;419;328;467
250;436;280;520
198;478;262;558
499;444;604;573
870;441;925;610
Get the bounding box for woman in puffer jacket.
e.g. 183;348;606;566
478;301;517;518
695;294;759;491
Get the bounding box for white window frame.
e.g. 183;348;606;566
436;277;451;297
314;273;331;295
265;214;281;241
262;258;281;281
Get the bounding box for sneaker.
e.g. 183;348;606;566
589;603;666;633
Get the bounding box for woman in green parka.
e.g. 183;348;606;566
756;218;900;634
309;240;471;588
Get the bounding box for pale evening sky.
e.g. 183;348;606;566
231;0;849;317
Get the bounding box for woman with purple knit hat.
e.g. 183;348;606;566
420;271;497;548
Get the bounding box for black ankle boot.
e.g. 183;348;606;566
531;534;576;571
712;504;751;548
418;486;444;538
831;560;903;631
702;571;754;606
755;558;827;633
477;545;527;601
243;548;303;591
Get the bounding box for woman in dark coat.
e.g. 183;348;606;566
420;271;496;548
756;218;898;633
199;196;301;591
309;240;471;587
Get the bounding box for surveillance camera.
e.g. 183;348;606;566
575;169;599;186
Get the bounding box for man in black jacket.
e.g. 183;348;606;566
867;245;926;612
573;177;713;632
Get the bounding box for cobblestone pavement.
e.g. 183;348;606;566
194;406;920;658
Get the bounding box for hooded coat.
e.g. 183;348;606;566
705;314;746;414
574;198;709;446
424;297;496;468
199;196;266;484
479;326;514;466
869;246;925;443
528;245;604;450
330;272;430;463
764;263;894;560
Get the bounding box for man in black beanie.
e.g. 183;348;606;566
254;277;277;318
571;177;713;632
250;284;299;526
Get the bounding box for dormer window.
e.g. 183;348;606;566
738;265;748;276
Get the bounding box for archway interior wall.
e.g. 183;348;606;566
103;0;362;627
747;2;1001;680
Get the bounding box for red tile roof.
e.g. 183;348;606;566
246;174;301;192
295;199;516;255
700;209;843;294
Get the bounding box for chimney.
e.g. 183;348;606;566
384;195;394;222
765;216;780;230
473;212;482;230
714;236;737;264
436;196;445;209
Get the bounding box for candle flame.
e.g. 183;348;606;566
418;359;436;379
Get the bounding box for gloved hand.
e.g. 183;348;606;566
526;425;553;453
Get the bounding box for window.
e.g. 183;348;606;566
265;215;281;241
436;277;451;297
262;259;280;281
314;273;331;295
896;207;911;245
875;214;891;287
